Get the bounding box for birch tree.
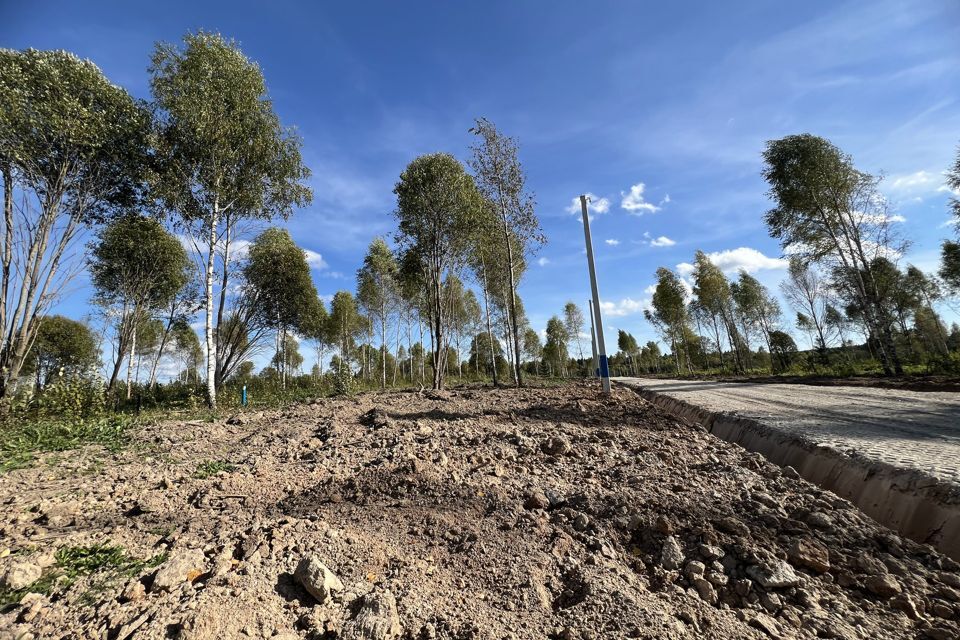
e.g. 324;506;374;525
393;153;479;390
150;32;312;408
469;118;544;387
357;238;399;389
89;215;189;392
763;133;904;374
243;227;321;389
0;48;149;397
563;301;586;367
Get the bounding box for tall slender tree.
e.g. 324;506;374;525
357;238;399;389
730;270;782;370
0;49;149;397
150;31;312;408
244;227;321;389
393;153;479;390
646;267;693;375
781;257;831;355
762;134;904;374
89;215;190;392
563;302;586;369
469;118;544;387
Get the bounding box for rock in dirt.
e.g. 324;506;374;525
748;612;782;638
524;490;550;510
1;561;41;590
361;408;392;429
660;535;684;570
787;538;830;573
746;558;801;589
541;436;572;456
342;589;402;640
151;549;206;592
864;573;901;598
295;556;344;604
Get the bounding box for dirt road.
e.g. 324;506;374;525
614;378;960;487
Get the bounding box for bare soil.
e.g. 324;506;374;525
1;382;959;640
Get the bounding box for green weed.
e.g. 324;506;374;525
194;459;237;479
0;544;166;606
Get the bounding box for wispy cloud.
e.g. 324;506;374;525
605;239;620;246
649;235;676;247
537;257;550;267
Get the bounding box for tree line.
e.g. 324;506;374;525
0;34;554;411
641;134;960;377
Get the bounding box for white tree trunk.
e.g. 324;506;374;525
204;207;219;409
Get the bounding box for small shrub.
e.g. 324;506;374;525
332;363;354;396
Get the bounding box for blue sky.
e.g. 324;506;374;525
4;0;960;365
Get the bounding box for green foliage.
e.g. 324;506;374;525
768;330;799;373
150;32;312;224
194;459;237;479
0;376;133;472
332;361;354;396
543;316;570;375
0;544;166;606
0;48;150;222
245;227;321;334
23;315;99;386
394;153;481;389
941;240;960;293
329;291;362;361
90;215;190;310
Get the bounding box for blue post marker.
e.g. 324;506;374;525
241;385;247;407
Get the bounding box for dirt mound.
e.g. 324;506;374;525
1;383;958;639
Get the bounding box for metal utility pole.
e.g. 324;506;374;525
579;195;611;393
588;299;599;377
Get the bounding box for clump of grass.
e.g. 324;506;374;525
0;415;132;473
194;459;237;479
0;543;166;606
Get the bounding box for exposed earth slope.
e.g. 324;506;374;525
1;383;958;639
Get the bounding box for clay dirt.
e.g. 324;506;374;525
1;382;959;640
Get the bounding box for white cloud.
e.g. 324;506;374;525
684;247;788;275
937;184;960;197
605;239;620;246
599;297;648;317
649;235;676;247
620;182;661;215
537;257;550;267
304;249;328;269
888;170;938;191
644;284;657;295
566;193;610;216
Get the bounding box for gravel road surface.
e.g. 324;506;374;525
615;377;960;487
